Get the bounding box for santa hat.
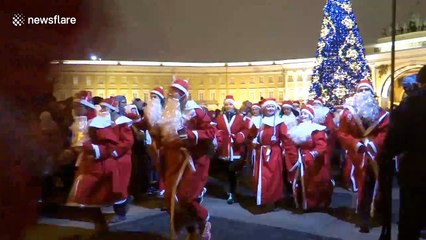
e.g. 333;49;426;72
261;98;279;108
292;100;301;105
171;79;189;97
100;97;119;112
313;97;325;106
356;79;374;92
251;103;261;109
301;106;315;119
125;104;139;115
224;95;235;105
73;90;96;109
150;86;165;99
306;100;315;107
281;100;293;109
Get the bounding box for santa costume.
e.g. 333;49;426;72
287;106;333;210
280;100;298;130
215;95;249;204
159;79;214;240
337;80;389;233
252;98;294;207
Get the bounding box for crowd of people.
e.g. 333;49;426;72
34;67;426;240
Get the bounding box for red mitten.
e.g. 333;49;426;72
233;132;245;144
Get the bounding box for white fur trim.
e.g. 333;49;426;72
150;90;164;99
75;99;96;109
184;100;201;110
192;130;199;144
171;83;189;96
313;99;323;106
224;98;235;105
115;116;132;125
251;105;261;109
251;115;262;129
261;100;278;108
288;122;326;145
367;141;377;155
100;102;118;112
262;115;285;127
301;109;314;119
282;104;293;109
89;116;112;128
92;144;101;159
355;142;363;152
357;82;374;92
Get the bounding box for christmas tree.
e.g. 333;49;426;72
309;0;371;107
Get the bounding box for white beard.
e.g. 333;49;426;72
288;121;326;145
145;98;164;127
158;98;183;140
353;92;380;125
312;106;330;125
282;112;297;130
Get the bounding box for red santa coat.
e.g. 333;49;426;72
337;107;389;213
69;118;121;205
215;113;249;161
252;115;294;206
69;115;134;205
162;102;215;233
111;116;134;199
287;122;333;210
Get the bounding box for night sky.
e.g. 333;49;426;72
73;0;426;62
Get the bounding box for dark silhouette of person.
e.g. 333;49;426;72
379;65;426;240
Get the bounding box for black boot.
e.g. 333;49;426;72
110;200;128;223
226;193;235;205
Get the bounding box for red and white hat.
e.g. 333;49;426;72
100;97;119;112
150;86;165;99
281;100;293;108
261;98;279;108
73;90;95;109
251;103;261;109
313;97;325;106
306;99;315;107
224;95;235;105
356;79;374;92
301;106;315;119
171;79;189;97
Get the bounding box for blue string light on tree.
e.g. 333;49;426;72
309;0;371;108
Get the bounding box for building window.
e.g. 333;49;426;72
72;76;79;86
279;91;284;101
259;76;264;83
229;78;235;85
219;78;225;85
86;76;92;86
288;75;294;82
97;76;104;84
268;76;274;83
250;77;255;84
199;92;204;101
278;76;284;83
210;92;216;101
220;90;226;101
269;90;274;98
143;93;148;102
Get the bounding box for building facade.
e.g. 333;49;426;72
50;31;426;109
